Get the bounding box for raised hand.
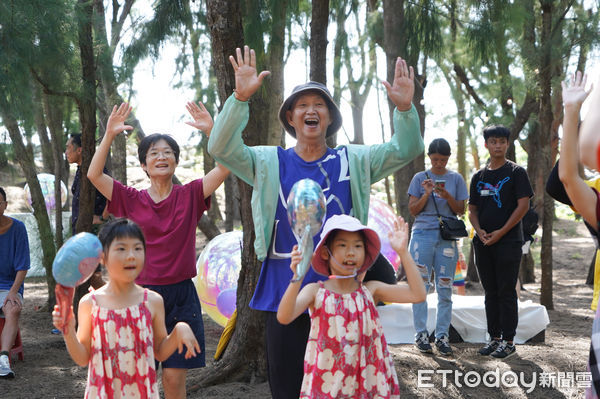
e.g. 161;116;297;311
185;101;213;136
389;216;410;254
229;45;271;102
561;71;591;108
106;103;133;139
382;57;415;112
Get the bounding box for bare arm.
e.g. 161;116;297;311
560;72;597;226
277;246;318;324
87;103;133;200
150;292;200;361
202;164;230;199
408;179;434;216
366;216;426;304
579;73;599;170
4;270;27;305
52;296;93;367
1;270;27;316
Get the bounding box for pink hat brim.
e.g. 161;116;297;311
311;215;381;277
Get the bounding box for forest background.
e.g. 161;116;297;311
1;0;600;389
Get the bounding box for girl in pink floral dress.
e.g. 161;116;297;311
52;219;200;398
278;214;426;398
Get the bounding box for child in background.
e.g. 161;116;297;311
277;215;426;398
52;219;200;398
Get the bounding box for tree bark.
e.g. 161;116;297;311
0;101;57;307
466;242;479;283
42;93;66;249
94;0;127;184
311;0;336;148
31;81;55;174
520;252;536;284
74;0;97;235
538;0;555;310
190;0;267;387
310;0;329;84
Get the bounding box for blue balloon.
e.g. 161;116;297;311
52;233;102;287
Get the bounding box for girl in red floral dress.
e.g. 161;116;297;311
52;219;200;398
278;214;426;398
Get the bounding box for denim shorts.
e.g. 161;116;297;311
144;279;206;369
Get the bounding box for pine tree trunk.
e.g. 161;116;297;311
31;82;55;174
74;0;97;236
520;252;535;284
42;93;65;248
466;242;479;283
0;103;57;307
310;0;334;148
189;0;268;387
310;0;329;85
94;0;127;184
538;0;555;310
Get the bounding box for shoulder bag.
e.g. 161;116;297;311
425;172;468;241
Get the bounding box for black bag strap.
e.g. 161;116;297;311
425;172;443;223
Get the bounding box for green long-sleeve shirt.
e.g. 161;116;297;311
208;94;424;261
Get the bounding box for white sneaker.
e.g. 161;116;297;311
0;354;14;378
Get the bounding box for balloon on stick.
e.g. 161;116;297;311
287;179;326;281
52;232;102;333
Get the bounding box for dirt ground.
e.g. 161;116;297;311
0;167;596;398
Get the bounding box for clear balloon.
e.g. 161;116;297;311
286;178;326;239
24;173;68;214
368;196;401;271
195;231;242;327
52;232;102;287
287;179;326;281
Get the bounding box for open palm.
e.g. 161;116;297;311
382;57;415;112
561;71;591;107
185;101;213;136
229;46;270;101
106;103;133;138
388;216;409;254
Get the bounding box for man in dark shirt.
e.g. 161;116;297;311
468;125;533;359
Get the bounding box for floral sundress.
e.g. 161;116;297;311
300;281;400;398
85;289;158;398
